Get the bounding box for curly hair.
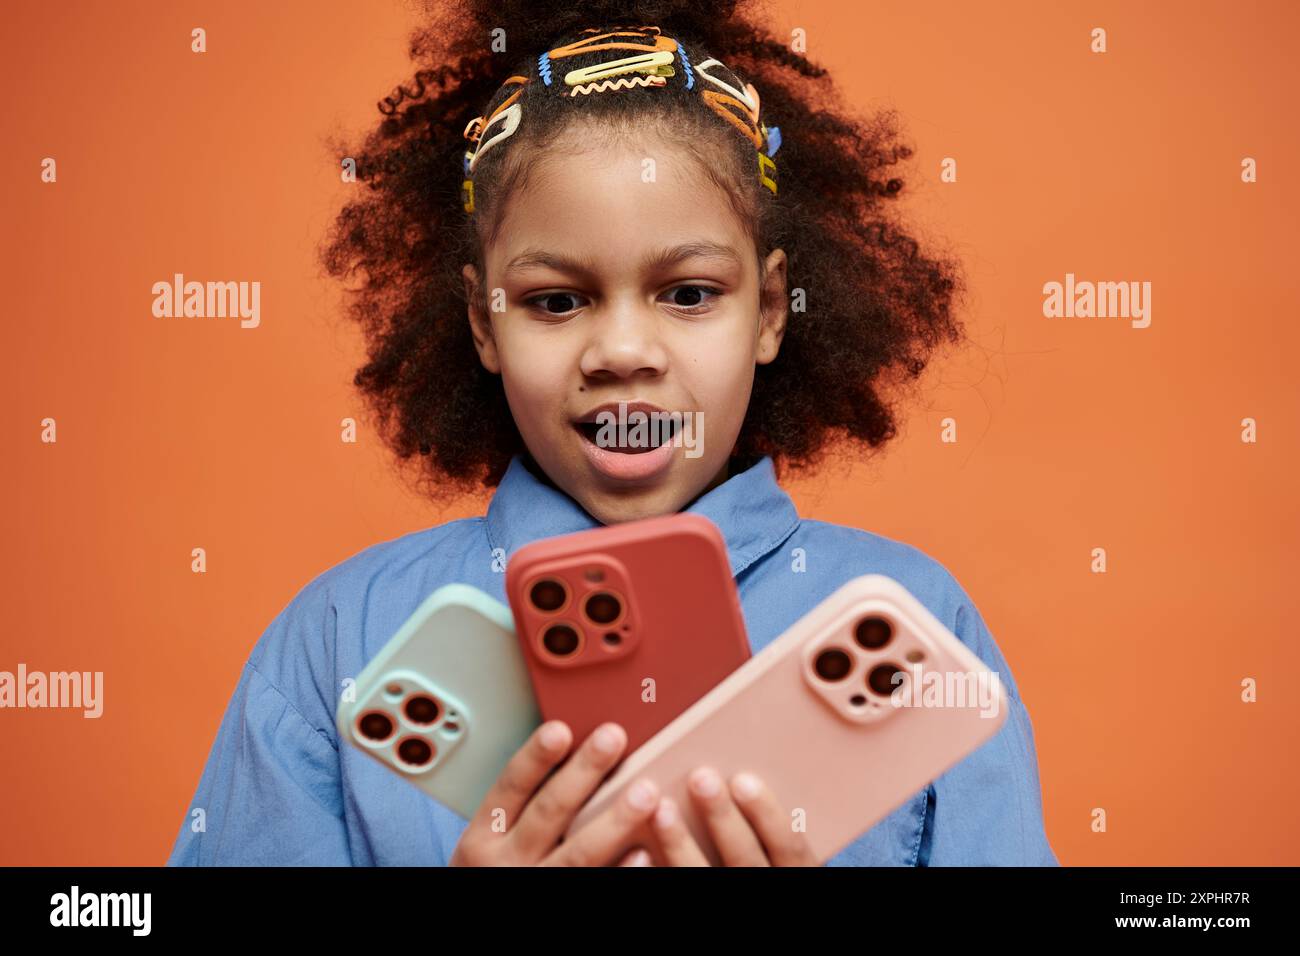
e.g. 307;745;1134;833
320;0;966;500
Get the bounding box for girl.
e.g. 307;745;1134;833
167;0;1057;866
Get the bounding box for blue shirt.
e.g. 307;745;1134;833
166;454;1058;866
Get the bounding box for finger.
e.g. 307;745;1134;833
617;846;654;867
541;776;661;867
649;796;710;867
511;722;630;856
729;772;819;866
686;766;768;866
465;720;572;839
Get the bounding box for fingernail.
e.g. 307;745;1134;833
539;722;567;751
629;848;651;866
626;778;658;811
594;724;623;754
689;767;721;798
654;798;678;829
732;772;761;801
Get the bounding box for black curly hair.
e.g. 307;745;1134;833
320;0;966;500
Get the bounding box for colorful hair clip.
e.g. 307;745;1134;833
758;152;777;195
460;29;786;214
570;74;669;96
465;75;529;173
765;125;781;157
677;43;696;90
564;49;676;87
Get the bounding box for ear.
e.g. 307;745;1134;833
756;247;788;365
462;263;501;374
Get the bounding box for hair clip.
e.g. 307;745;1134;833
578;25;662;36
564;49;676;88
758;152;777;195
765;125;781;157
465;76;528;173
461;29;786;214
570;74;669;96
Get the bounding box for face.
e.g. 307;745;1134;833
463;123;787;524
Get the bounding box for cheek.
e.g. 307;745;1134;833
495;327;572;426
700;366;756;428
674;330;758;424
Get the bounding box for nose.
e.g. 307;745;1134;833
578;299;669;382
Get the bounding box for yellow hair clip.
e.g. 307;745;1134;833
563;50;676;87
758;152;777;195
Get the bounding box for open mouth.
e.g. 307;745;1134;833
574;416;683;454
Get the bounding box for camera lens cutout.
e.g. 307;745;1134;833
357;711;394;742
542;623;581;657
814;648;853;681
854;615;893;650
396;737;434;768
584;591;622;625
867;663;904;696
404;694;440;726
529;578;568;612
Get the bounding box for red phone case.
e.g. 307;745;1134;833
505;512;751;754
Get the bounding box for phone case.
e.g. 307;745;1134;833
566;574;1010;864
505;512;750;754
335;583;541;819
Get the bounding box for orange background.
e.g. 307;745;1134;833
2;0;1296;865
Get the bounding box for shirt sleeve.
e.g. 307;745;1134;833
915;597;1059;866
166;612;352;866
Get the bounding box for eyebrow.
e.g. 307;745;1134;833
503;241;744;279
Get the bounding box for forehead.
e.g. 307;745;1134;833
487;125;753;277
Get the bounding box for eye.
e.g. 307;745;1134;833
523;285;723;318
524;291;587;317
662;285;722;314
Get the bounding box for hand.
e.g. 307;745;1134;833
648;766;819;866
449;720;659;866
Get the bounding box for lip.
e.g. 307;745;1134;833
574;399;668;423
571;399;682;483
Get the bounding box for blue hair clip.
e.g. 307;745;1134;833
676;41;695;90
765;125;781;158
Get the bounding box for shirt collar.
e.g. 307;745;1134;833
484;454;801;577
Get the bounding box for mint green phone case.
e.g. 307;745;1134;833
336;583;541;819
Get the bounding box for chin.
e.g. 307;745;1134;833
571;459;722;525
531;438;726;525
576;481;687;526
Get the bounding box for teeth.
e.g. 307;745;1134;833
575;416;679;453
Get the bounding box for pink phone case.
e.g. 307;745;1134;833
505;512;751;755
567;574;1010;865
